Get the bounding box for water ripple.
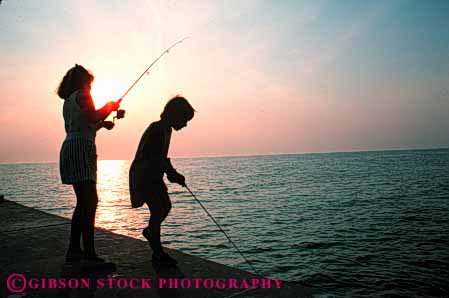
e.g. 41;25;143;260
1;149;449;297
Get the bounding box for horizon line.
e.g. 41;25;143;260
1;146;448;165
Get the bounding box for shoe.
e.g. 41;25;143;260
65;249;84;264
152;252;178;265
142;226;151;241
82;255;116;271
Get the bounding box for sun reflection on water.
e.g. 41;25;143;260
96;160;142;237
94;160;186;239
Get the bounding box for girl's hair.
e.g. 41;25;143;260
161;95;195;121
56;64;94;99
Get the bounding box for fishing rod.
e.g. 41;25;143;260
184;185;262;277
113;36;190;122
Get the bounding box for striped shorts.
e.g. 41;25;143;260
59;137;97;184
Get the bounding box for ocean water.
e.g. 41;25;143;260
1;149;448;297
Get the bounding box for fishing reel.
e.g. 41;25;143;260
113;109;126;123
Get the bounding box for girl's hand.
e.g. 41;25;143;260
103;121;115;130
107;100;121;112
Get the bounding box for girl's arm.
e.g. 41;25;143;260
96;121;115;131
77;89;120;123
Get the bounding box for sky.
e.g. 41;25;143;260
1;0;448;163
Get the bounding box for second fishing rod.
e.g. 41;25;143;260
183;184;263;277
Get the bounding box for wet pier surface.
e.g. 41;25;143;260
0;200;314;297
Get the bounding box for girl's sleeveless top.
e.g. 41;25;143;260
59;90;97;184
63;90;96;141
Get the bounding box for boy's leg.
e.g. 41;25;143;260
160;191;172;223
144;189;171;231
146;190;177;264
146;189;172;248
147;198;164;255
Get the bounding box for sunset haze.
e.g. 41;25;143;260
1;0;448;163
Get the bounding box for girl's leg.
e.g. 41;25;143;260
74;180;99;257
68;201;82;253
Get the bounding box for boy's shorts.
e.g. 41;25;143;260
146;185;171;213
145;182;169;205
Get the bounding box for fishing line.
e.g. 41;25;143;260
184;185;262;277
113;36;189;122
113;9;236;122
113;6;237;121
119;36;189;100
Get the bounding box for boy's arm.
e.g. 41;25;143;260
142;124;173;172
142;124;184;186
164;158;186;186
162;158;177;176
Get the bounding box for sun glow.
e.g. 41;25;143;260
95;160;133;235
91;79;127;109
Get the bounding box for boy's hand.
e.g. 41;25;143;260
167;172;186;187
103;121;115;130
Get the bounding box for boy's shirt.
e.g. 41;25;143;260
137;120;172;164
129;120;174;208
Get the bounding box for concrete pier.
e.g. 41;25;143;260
0;200;314;297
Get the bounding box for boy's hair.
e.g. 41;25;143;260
160;95;195;121
57;64;94;99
